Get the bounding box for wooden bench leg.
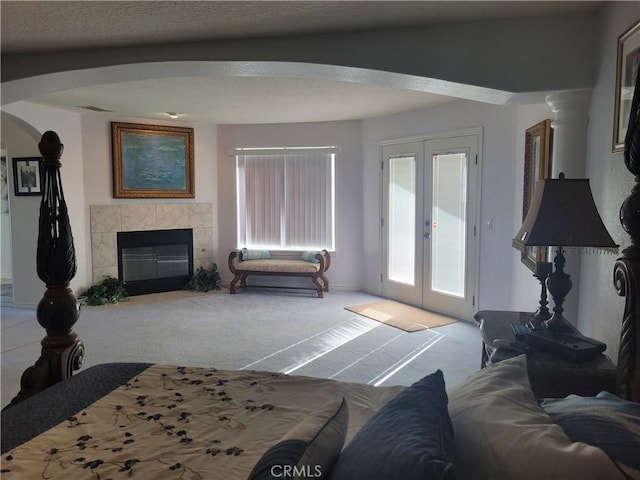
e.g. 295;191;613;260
230;274;243;294
320;274;329;292
312;277;324;298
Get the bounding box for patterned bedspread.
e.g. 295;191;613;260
1;365;405;479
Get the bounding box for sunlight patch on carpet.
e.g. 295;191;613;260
345;300;457;332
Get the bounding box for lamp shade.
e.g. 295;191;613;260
513;175;618;251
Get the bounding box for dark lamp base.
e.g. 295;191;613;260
544;313;576;333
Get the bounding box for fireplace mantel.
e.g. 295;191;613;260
90;203;213;286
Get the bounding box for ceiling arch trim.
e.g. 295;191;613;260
1;60;514;108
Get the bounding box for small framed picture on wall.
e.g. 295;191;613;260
12;157;43;196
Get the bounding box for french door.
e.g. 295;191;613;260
381;132;480;320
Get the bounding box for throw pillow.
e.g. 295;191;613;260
248;398;348;480
540;391;640;471
328;370;455;480
447;355;626;480
241;249;272;260
301;251;320;263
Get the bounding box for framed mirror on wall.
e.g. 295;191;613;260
613;20;640;153
521;119;553;272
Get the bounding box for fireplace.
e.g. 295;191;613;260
117;228;193;296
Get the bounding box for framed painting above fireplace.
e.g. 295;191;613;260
111;122;195;198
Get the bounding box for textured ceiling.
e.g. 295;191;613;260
1;1;602;124
0;1;602;54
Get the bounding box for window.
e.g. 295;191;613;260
236;148;335;250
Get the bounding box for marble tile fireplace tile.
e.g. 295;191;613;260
89;203;214;285
121;204;157;231
156;204;189;229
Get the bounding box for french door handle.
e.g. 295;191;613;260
424;232;431;239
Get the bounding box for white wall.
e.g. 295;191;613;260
217;121;363;289
579;2;640;361
1;103;86;306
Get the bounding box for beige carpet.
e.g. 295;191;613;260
88;287;229;308
345;300;457;332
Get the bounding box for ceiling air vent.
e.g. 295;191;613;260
77;105;113;112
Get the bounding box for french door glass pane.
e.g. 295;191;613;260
388;156;415;285
431;152;467;297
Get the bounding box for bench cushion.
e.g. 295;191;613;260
235;259;321;273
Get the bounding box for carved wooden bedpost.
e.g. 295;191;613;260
8;131;84;407
614;70;640;402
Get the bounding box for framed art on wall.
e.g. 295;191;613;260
521;119;553;272
12;157;43;196
111;122;195;198
613;20;640;153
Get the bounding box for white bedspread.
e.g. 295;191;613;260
1;365;405;479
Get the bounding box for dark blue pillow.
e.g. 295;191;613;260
540;391;640;471
328;370;455;480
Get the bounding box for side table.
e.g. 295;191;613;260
473;310;616;398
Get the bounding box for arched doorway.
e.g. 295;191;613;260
0;112;42;306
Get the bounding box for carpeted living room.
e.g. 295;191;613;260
1;288;481;409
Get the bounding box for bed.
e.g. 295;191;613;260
2;73;640;479
2;354;638;480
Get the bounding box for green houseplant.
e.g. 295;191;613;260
80;276;129;306
184;263;222;292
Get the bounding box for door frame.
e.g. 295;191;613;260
379;127;483;319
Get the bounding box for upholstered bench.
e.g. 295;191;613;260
228;249;331;298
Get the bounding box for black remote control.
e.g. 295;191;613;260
524;330;605;362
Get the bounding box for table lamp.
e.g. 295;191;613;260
513;173;618;331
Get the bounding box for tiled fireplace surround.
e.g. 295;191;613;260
89;203;214;284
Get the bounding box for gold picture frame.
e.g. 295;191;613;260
613;20;640;153
521;119;553;272
112;122;195;198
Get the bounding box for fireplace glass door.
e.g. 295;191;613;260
122;244;190;282
117;228;193;295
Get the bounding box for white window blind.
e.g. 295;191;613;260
236;148;335;250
